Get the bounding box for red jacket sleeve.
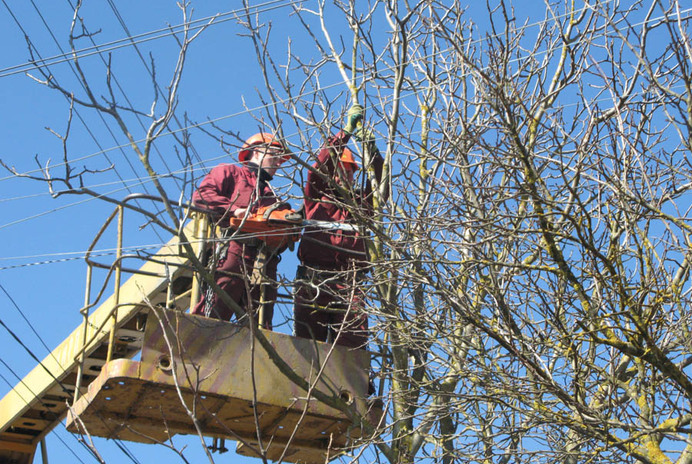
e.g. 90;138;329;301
192;164;239;226
305;131;352;199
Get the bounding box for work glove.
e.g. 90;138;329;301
352;125;375;144
344;104;364;134
353;126;379;160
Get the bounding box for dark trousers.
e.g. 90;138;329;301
293;265;368;349
192;240;278;329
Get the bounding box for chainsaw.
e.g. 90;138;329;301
228;203;358;249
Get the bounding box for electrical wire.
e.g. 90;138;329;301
0;238;206;270
1;1;167;245
0;0;298;79
0;0;688;384
2;282;152;463
0;312;72;394
2;0;684;185
0;362;90;464
2;0;679;242
0;159;214;207
0;285;112;463
0;282;57;360
0;163;215;231
5;1;682;461
0;282;145;464
61;0;186;188
1;0;605;80
101;0;205;171
0;221;306;271
0;0;309;204
0;353;142;464
24;0;181;248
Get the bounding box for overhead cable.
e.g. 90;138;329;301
0;362;90;464
0;0;297;78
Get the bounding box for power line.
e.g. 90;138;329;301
0;0;298;78
0;1;687;242
23;0;185;248
0;280;144;464
0;1;305;217
0;310;71;394
0;94;323;182
0;238;205;270
23;1;153;182
0;282;56;359
62;0;186;189
0;283;124;462
0;0;303;230
0;165;211;231
102;0;205;172
5;0;680;460
0;351;142;464
0;1;166;243
0;162;210;205
3;0;683;185
0;223;305;271
0;362;89;464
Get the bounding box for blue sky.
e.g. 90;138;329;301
0;2;333;462
3;1;683;463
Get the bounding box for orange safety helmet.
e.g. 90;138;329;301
238;133;290;163
339;147;359;169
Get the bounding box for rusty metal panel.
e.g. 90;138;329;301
65;310;373;464
140;311;370;419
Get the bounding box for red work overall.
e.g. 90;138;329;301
294;131;383;348
191;163;280;328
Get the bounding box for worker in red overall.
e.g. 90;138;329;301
294;105;383;348
191;133;290;329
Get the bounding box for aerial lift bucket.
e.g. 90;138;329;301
65;309;377;463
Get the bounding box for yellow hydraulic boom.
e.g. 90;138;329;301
0;198;378;464
0;211;195;464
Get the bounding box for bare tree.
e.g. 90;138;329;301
5;1;692;463
3;2;384;462
242;1;692;463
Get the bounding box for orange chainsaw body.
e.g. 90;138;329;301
228;203;302;249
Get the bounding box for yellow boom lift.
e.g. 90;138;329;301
0;196;377;464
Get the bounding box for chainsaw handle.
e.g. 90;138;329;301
227;203;302;250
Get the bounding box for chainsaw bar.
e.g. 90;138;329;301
300;219;359;232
